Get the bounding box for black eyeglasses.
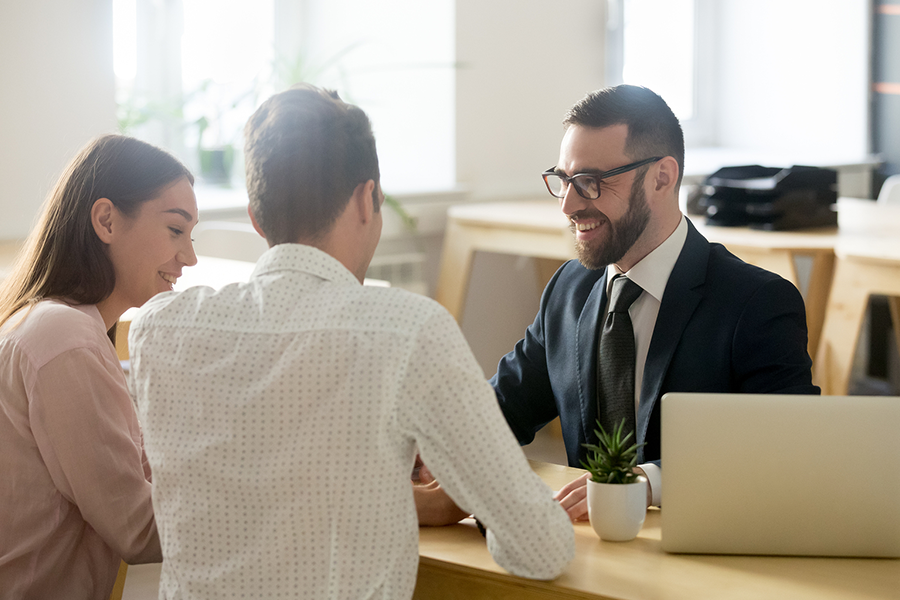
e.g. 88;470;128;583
542;156;663;200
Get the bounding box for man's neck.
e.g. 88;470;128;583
615;209;683;273
296;228;367;284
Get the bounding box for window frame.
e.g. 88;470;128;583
604;0;718;148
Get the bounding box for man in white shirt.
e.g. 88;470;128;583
487;85;819;521
129;85;573;600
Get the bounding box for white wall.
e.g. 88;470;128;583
454;0;606;374
0;0;117;240
715;0;869;162
455;0;607;202
301;0;456;194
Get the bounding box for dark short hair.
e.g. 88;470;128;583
0;135;193;330
244;84;381;245
564;85;684;192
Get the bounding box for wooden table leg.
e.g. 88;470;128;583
804;251;836;361
108;561;128;600
435;220;477;322
815;259;884;395
889;297;900;359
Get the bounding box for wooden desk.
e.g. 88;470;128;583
435;201;573;321
815;237;900;395
434;201;840;357
415;462;899;600
119;461;898;600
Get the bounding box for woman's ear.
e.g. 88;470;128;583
91;198;116;244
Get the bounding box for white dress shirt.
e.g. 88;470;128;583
604;215;689;505
130;244;573;600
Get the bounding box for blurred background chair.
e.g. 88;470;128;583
877;174;900;205
108;561;127;600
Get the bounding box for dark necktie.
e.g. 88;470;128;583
597;275;643;441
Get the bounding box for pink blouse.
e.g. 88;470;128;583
0;300;160;599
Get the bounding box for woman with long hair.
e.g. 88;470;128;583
0;134;198;598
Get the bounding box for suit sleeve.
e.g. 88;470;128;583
489;267;566;445
732;277;819;394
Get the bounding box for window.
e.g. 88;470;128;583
605;0;716;147
180;0;275;153
114;0;275;182
113;0;455;194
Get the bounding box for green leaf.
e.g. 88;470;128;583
383;194;416;231
579;417;647;485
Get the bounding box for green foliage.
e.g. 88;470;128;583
116;94;183;136
383;194;416;231
581;418;646;485
115;43;427;226
271;43;362;97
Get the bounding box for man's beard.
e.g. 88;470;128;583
572;174;651;271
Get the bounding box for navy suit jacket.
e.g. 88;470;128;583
491;219;819;468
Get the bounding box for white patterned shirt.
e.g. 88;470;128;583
129;244;573;600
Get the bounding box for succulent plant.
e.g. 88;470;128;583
581;418;646;484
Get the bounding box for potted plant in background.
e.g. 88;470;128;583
116;81;246;187
581;419;648;542
195;112;235;185
116;47;418;227
186;77;260;186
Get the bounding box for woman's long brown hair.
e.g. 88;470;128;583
0;135;193;335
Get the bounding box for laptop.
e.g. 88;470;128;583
661;392;900;557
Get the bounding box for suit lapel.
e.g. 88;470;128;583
576;270;609;447
636;220;709;460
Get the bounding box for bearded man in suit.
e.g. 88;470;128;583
491;85;819;520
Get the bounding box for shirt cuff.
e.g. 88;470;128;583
638;462;662;507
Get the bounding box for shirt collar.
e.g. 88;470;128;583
606;214;688;303
252;243;361;286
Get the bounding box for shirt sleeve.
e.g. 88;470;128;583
28;347;161;564
397;309;574;580
638;462;661;506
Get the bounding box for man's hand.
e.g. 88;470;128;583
413;480;470;526
554;470;653;522
411;454;434;485
553;472;590;522
412;455;469;526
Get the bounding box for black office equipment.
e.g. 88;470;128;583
699;165;838;230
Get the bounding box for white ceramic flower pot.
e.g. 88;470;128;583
587;476;647;542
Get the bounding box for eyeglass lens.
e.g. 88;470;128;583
546;174;599;199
